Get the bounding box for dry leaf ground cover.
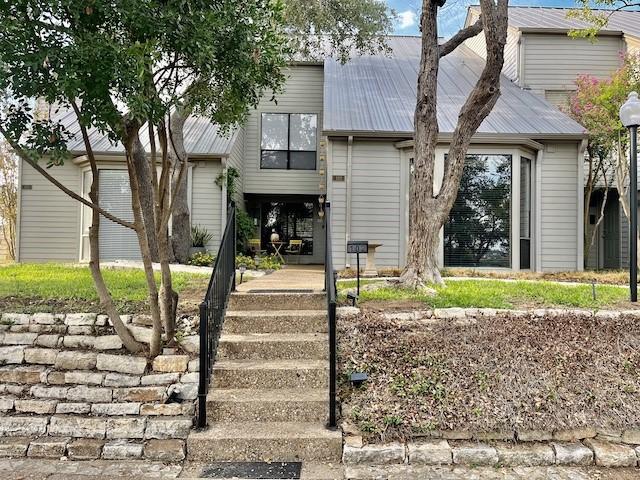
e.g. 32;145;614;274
339;311;640;443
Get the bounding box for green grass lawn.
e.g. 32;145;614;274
339;278;630;309
0;263;210;314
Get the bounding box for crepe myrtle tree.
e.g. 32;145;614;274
400;0;509;288
0;0;288;356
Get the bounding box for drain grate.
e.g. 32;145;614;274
200;462;302;479
247;289;314;293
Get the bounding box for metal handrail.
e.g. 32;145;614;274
324;202;337;428
197;202;236;428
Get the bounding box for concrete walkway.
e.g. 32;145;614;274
237;265;325;292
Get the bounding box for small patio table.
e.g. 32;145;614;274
270;241;286;263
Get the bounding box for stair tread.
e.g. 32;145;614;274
226;310;326;317
214;359;328;370
207;388;327;403
190;422;341;440
219;333;328;342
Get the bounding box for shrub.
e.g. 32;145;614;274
236;254;256;270
188;251;215;266
191;225;213;247
236;209;256;253
256;254;282;271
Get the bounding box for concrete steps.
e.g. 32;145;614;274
224;310;328;334
228;292;326;311
212;359;329;389
206;388;327;422
187;422;342;462
218;333;328;360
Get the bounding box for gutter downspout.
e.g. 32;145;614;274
577;139;587;271
345;136;353;267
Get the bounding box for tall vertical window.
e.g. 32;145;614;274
261;113;317;170
444;154;512;268
520;158;532;269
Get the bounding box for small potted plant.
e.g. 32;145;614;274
190;225;213;256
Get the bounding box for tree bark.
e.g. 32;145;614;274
131;135;159;262
400;0;508;288
169;109;191;264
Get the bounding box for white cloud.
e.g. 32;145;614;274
397;10;417;30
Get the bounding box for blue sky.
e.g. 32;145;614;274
388;0;577;37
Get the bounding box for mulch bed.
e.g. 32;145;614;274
339;311;640;443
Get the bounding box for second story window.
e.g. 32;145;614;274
261;113;317;170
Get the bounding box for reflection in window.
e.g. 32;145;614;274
261;202;314;255
444;154;512;268
261;113;317;170
520;158;532;269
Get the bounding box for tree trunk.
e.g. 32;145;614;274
400;0;507;288
132;135;159;262
169;109;191;264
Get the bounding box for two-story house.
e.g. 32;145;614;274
15;35;588;273
465;5;640;270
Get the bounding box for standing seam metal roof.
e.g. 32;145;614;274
323;36;586;137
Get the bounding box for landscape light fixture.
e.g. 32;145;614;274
350;372;368;387
619;91;640;302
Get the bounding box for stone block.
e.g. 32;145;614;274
127;325;152;344
113;386;166;402
32;313;57;325
0;345;25;364
152;355;189;373
27;436;69;458
141;373;180;385
2;332;37;345
65;313;97;326
188;359;199;372
67;326;93;335
133;315;152;326
0;437;30;457
0;365;44;384
144;439;185;462
343;443;405;464
67;438;103;460
92;402;140;416
0;416;48;436
35;334;61;348
14;399;57;414
2;313;31;325
474;431;514;441
94;335;123;350
56;402;91;414
0;396;14;412
64;370;104;385
434;308;466;319
440;430;472;440
106;417;146;439
63;335;96;349
45;371;66;385
102;440;143;459
496;443;555;466
67;385;112;403
24;347;58;365
517;430;553;442
96;353;147;374
139;403;194;416
180;372;198;383
553;427;596;442
3;384;28;395
552;442;594;466
452;443;498;466
168;382;197;400
54;351;97;370
30;385;69;400
622;429;640;445
144;417;192;439
178;335;199;354
584;438;638;467
104;373;140;387
48;416;106;439
407;440;452;465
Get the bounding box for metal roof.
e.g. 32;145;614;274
55;109;237;157
323;36;586;138
472;6;640;38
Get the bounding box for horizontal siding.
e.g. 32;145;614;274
227;128;245;207
243;66;323;195
190;161;223;252
329;140;347;269
625;35;640;55
523;33;623;90
540;142;580;271
19;159;80;262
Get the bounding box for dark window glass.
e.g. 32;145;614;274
261;151;288;169
260;113;317;170
520;158;532;269
444;154;512;268
261;201;314;255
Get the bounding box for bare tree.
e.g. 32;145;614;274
400;0;509;287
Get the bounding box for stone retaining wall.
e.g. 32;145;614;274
0;313;199;462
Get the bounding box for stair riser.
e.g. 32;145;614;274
213;368;328;389
224;315;328;334
229;293;326;311
186;437;342;462
218;341;328;360
207;400;327;422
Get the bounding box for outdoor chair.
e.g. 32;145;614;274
284;239;303;264
248;238;266;256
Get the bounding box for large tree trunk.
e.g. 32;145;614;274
400;0;508;288
169;109;191;264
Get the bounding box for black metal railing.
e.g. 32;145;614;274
324;202;337;428
197;202;236;428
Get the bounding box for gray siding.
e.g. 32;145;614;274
522;33;623;92
243;66;323;195
464;17;520;82
19;159;80;262
540;142;581;271
329;139;348;268
190;160;223;252
227;129;245;206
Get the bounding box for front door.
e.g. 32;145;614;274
603;199;620;269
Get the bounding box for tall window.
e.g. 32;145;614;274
520;158;532;269
261;113;317;170
444;154;512;268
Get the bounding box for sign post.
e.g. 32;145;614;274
347;241;368;297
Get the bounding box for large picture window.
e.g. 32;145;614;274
444;154;512;268
261;113;317;170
